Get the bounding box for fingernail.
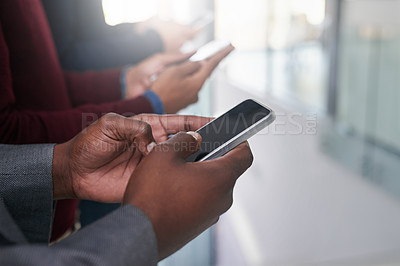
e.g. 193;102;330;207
186;131;201;142
147;142;157;153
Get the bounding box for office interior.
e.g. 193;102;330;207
104;0;400;265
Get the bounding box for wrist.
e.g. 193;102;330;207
124;66;151;99
52;143;74;200
120;65;133;99
143;91;165;114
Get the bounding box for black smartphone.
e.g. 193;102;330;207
186;99;275;162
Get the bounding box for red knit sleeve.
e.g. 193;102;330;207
0;97;154;144
0;20;153;145
64;69;123;107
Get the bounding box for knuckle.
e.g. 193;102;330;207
99;113;118;128
136;121;152;136
221;195;234;214
227;170;238;186
231;144;254;173
246;150;254;168
174;132;193;144
192;95;199;103
227;196;234;210
212;217;220;225
215;164;236;187
183;116;193;132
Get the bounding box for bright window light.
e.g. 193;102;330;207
216;0;326;50
292;0;325;25
102;0;158;26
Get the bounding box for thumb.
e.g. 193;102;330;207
97;113;156;155
163;131;202;160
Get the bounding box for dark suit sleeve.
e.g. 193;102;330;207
42;0;164;71
0;204;158;266
0;144;158;265
0;144;55;243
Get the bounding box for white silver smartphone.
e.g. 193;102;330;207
186;99;276;162
150;40;230;82
189;40;231;62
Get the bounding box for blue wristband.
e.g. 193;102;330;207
143;91;165;114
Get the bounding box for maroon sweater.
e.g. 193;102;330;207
0;1;154;241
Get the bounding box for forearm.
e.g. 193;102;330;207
0;98;154;144
64;70;122;106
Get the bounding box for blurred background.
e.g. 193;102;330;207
102;0;400;265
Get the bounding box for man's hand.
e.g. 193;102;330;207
52;113;211;202
123;132;253;260
151;44;235;113
125;52;193;99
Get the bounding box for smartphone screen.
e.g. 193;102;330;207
186;99;274;162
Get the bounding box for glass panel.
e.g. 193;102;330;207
215;0;328;111
325;0;400;198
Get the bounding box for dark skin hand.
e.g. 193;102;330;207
123;132;253;260
52;112;253;261
52;113;212;202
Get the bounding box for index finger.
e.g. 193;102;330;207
173;60;202;77
186;44;235;83
158;115;214;134
96;113;156;155
205;142;253;181
205;44;235;67
161;52;195;66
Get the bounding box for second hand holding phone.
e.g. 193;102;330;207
189;40;232;62
151;40;232;82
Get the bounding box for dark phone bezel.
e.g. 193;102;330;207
186;99;275;162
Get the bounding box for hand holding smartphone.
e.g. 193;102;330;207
189;40;232;62
186;99;275;162
151;40;233;82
